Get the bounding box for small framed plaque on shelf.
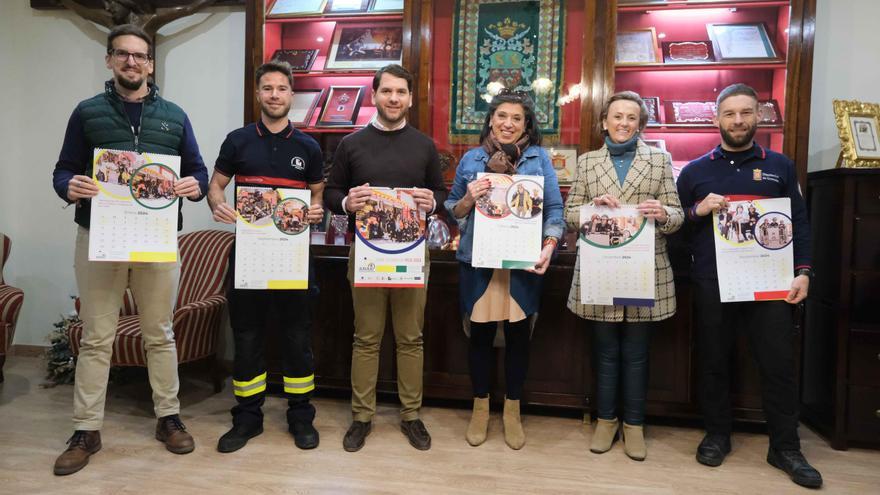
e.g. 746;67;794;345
616;28;660;65
661;41;715;64
757;100;783;126
642;139;667;153
325;0;371;14
547;146;578;185
326;22;403;70
289;89;324;127
267;0;328;17
642;96;661;125
666;101;717;125
317;86;364;127
706;22;779;61
271;49;319;72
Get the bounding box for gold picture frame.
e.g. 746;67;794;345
833;99;880;168
616;28;661;65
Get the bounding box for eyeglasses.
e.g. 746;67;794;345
108;49;152;65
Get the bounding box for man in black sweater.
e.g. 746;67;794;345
325;64;447;452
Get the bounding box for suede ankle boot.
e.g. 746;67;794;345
622;422;646;461
590;418;619;454
466;396;490;446
502;398;525;450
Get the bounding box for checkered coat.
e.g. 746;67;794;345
564;140;684;322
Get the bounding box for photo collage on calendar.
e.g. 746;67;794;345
94;149;178;209
235;186;309;236
472;173;544;270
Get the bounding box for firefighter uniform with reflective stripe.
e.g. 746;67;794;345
215;119;324;430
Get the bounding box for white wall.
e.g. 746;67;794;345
0;2;243;347
808;0;880;172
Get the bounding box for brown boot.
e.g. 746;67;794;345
54;430;101;476
622;422;646;461
590;418;619;454
156;414;195;454
502;398;525;450
466;396;490;446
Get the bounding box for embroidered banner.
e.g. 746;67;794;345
450;0;565;143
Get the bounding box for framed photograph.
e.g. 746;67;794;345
369;0;404;12
642;96;661;125
706;22;780;61
642;139;667;153
317;86;364;127
616;28;660;65
547;146;578;185
833;99;880;168
666;101;717;125
324;0;370;13
757;100;783;126
662;41;715;64
271;49;319;72
326;22;403;70
267;0;328;17
289;89;324;127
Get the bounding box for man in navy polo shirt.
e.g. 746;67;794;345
676;83;821;489
207;61;325;453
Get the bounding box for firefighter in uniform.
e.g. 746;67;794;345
207;61;325;452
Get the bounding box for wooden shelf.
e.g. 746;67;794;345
618;1;790;12
266;14;403;24
293;70;378;78
616;61;786;72
297;126;368;133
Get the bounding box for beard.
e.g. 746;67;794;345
261;101;291;120
720;124;757;149
116;73;146;91
376;104;408;126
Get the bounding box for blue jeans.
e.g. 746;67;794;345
592;321;652;425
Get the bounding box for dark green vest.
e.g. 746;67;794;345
78;81;186;165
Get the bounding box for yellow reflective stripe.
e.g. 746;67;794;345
283;374;315;394
233;372;267;388
283;374;314;384
235;382;266;397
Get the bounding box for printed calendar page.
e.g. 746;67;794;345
578;205;655;306
234;186;311;290
472;173;543;269
354;188;426;288
714;197;794;302
88;149;179;262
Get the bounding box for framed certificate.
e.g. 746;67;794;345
317;86;364;126
547;146;578;185
833;99;880;167
666;101;717;125
271;49;319;72
289;89;324;127
662;41;715;64
267;0;328;17
369;0;404;12
706;22;780;61
324;0;370;13
616;28;660;65
757;100;783;126
642;139;666;153
642;96;661;125
326;22;403;70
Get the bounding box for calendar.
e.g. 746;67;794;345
714;197;793;302
234;186;311;290
578;205;655;306
472;173;543;269
354;188;426;288
88;149;180;262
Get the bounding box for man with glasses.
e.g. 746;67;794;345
51;24;208;475
325;64;447;452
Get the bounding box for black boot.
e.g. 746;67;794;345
217;422;263;453
696;433;731;467
767;448;823;489
290;422;319;450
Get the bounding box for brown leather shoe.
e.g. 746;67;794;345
156;414;195;454
54;430;101;476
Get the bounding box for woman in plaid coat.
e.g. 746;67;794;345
563;91;683;461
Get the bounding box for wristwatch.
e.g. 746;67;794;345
794;267;814;279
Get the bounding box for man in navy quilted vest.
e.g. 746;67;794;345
51;24;208;476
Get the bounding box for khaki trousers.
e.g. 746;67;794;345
72;227;180;430
347;246;428;422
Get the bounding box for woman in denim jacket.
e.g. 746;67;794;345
444;91;564;450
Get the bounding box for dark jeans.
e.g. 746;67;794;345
693;277;800;450
469;319;530;400
592;321;652;425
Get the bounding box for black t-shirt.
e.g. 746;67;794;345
215;120;324;188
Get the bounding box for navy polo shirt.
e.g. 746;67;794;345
676;143;811;280
214;120;324;188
